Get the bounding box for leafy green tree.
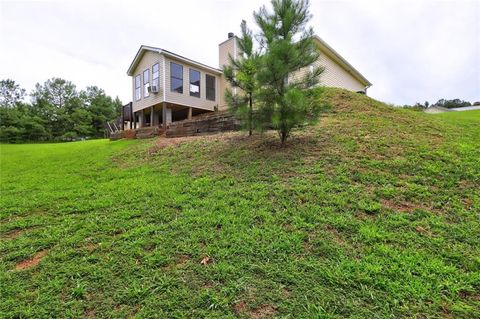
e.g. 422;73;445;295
71;108;93;137
1;77;121;142
0;79;26;108
0;103;48;142
224;20;260;136
81;86;119;137
254;0;324;145
22;114;49;141
433;98;471;109
31;78;82;138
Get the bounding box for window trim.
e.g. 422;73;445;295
170;62;183;94
152;63;159;90
134;74;141;101
189;68;201;98
143;69;150;98
205;74;216;101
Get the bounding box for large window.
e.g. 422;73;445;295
152;63;159;90
189;69;200;98
143;69;150;97
206;74;216;101
170;62;183;93
135;75;141;101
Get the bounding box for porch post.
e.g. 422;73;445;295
121;104;125;130
133;111;137;129
162;102;167;129
150;106;154;127
129;102;133;129
188;107;192;120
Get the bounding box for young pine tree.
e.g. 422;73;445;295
223;20;259;136
254;0;324;145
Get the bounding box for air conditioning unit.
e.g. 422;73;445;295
148;84;159;93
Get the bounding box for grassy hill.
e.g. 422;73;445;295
1;88;479;318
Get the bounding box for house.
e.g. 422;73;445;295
124;33;371;129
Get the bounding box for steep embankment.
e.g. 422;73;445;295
1;88;479;318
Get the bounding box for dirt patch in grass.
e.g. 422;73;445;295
84;242;98;252
415;226;433;237
250;305;277;318
84;308;96;318
324;225;347;245
234;300;277;319
459;290;480;301
15;250;49;270
381;199;421;213
151;134;231;153
234;300;248;315
1;228;24;239
176;254;190;265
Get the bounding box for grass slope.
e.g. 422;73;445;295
1;88;479;318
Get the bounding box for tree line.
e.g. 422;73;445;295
0;78;121;143
405;98;479;110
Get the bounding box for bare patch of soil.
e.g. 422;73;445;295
84;308;96;318
381;199;420;213
176;254;190;265
15;250;49;270
1;228;23;239
250;305;277;318
234;300;248;315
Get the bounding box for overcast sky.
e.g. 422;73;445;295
0;0;479;105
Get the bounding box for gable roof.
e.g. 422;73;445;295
313;35;372;87
127;37;372;88
126;45;222;76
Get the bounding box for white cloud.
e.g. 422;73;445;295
0;0;478;105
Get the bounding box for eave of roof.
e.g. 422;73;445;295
127;45;222;76
313;35;372;87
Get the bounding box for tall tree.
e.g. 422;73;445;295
223;20;260;136
81;86;119;137
0;79;26;108
31;78;82;138
254;0;324;145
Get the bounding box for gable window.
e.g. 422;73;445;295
152;63;159;90
135;75;141;101
189;69;200;98
143;69;150;97
206;74;216;101
170;62;183;93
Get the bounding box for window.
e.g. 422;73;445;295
206;74;216;101
170;62;183;93
143;69;150;97
189;69;200;98
135;75;141;101
152;63;159;89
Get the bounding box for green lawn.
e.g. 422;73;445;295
1;89;479;318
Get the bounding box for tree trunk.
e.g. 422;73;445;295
248;93;253;136
280;129;288;146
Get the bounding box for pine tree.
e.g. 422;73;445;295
254;0;324;145
223;20;259;136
